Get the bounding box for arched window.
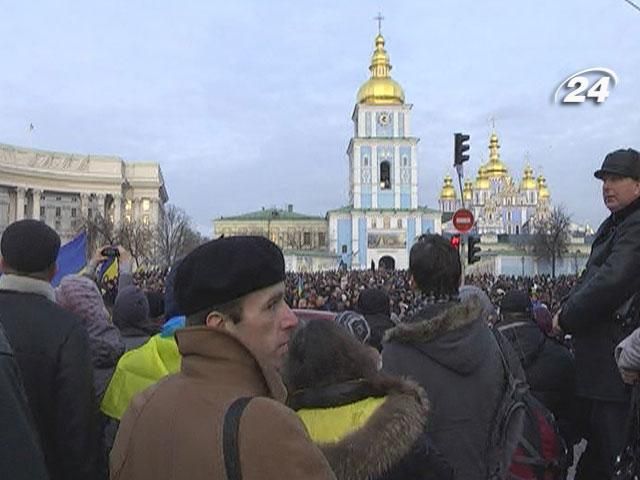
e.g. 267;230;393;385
380;161;391;190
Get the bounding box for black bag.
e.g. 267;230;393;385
508;394;569;480
612;386;640;480
223;397;253;480
487;328;528;480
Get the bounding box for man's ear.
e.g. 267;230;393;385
206;311;234;331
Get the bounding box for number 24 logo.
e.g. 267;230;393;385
555;68;618;104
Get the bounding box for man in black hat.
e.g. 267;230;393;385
0;219;100;480
110;236;335;480
554;148;640;479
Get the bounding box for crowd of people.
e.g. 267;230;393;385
1;147;640;480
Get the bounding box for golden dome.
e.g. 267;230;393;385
521;165;537;190
356;34;405;105
440;175;457;200
475;166;490;190
463;179;473;201
483;132;509;178
537;175;550;200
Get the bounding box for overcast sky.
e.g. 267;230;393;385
1;0;638;234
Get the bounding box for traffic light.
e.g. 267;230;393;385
450;234;461;251
468;235;481;265
454;133;470;166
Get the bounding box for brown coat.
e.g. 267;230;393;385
110;326;336;480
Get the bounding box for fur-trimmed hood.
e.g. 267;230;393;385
384;295;494;375
290;376;429;480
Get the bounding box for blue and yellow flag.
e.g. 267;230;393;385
52;231;87;286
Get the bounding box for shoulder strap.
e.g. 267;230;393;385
223;397;253;480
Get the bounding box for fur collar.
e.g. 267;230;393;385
385;294;484;344
0;274;56;302
314;377;429;480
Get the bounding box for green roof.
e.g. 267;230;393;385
218;208;325;221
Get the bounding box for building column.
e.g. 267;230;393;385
80;193;89;219
32;189;41;220
133;198;141;222
96;194;106;219
112;194;122;227
15;187;25;221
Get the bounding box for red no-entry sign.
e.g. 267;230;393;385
452;208;475;233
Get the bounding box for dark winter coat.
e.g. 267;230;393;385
383;295;523;480
289;377;453;480
559;196;640;402
497;314;577;444
0;275;100;480
0;322;49;480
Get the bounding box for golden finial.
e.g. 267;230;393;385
356;17;405;105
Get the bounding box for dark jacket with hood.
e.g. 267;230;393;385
383;295;523;480
559;196;640;401
497;313;577;444
289;377;453;480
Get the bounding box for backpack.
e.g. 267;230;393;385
508;393;569;480
486;327;528;480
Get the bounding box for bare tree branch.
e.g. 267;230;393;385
532;206;572;278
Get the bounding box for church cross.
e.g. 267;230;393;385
374;12;384;34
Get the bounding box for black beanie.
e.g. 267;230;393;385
175;236;285;316
1;219;60;273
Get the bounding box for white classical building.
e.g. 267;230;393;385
0;143;168;242
327;31;441;270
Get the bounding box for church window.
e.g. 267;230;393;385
341;245;348;254
40;206;45;217
380;161;391;190
402;156;409;167
363;156;369;167
507;211;512;221
55;207;61;217
318;232;326;246
71;208;77;218
372;218;377;228
516;225;520;235
303;232;311;247
383;217;391;229
397;219;402;228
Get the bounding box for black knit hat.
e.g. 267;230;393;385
175;236;285;316
1;219;60;273
500;290;532;314
357;288;391;316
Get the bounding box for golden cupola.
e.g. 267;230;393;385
484;132;509;178
356;33;405;105
463;179;473;201
440;175;457;200
521;165;537;190
537;175;550;200
475;166;490;190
